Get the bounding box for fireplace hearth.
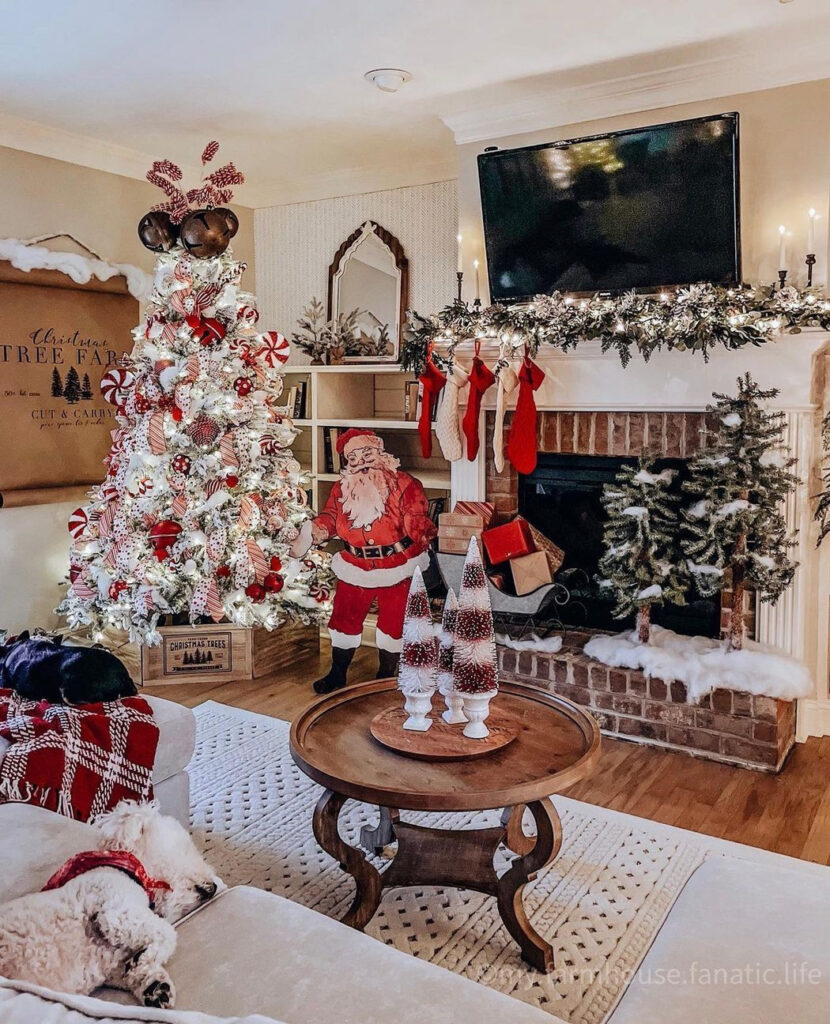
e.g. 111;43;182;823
519;452;720;637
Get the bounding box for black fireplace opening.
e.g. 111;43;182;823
519;453;720;637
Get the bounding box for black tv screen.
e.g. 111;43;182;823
478;113;740;300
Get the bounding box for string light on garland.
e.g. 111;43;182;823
400;283;830;374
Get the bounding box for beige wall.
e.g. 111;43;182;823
458;79;830;300
0;146;255;632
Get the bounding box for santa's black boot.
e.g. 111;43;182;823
313;647;355;695
376;649;400;679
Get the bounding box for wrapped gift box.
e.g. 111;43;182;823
526;520;565;575
438;511;484;554
509;550;554;596
481;516;534;565
452;501;495;527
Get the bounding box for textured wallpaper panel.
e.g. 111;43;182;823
254;180;458;364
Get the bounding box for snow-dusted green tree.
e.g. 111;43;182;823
597;458;685;644
681;374;797;651
813;412;830;545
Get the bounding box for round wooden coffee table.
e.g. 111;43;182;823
289;678;601;973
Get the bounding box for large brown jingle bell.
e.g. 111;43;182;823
137;210;179;252
179;208;234;258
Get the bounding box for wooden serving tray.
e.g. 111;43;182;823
369;704;519;761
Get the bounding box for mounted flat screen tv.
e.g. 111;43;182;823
478;112;740;301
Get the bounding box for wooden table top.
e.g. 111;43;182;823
289;678;601;812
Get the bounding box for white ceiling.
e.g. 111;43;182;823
1;0;829;207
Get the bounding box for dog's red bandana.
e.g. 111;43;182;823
42;850;172;908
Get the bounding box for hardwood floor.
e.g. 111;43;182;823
145;640;830;867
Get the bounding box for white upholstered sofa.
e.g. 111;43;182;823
2;796;828;1024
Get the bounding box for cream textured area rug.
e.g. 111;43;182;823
188;701;706;1024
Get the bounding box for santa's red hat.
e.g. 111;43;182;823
336;428;383;456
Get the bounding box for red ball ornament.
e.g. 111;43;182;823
225;474;239;489
172;406;184;423
108;580;128;600
233;376;253;397
171;454;191;474
216;564;231;578
149;519;182;553
134;394;152;414
269;556;282;572
263;573;284;593
187;315;227;347
245;582;266;602
155;548;170;561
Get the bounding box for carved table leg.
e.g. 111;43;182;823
501;804;536;856
496;798;562;972
313;789;383;931
360;806;400;854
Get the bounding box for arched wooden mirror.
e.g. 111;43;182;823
327;221;408;362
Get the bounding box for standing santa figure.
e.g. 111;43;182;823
291;429;437;692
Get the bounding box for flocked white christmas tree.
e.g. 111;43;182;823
597;459;686;644
58;164;333;645
436;587;466;724
681;374;797;651
453;536;498;739
397;566;438;731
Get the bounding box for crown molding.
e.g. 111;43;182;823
0;111;165;183
441;35;830;144
0;109;457;209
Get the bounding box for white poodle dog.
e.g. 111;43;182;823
0;801;223;1008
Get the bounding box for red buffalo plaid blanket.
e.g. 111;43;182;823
0;689;158;822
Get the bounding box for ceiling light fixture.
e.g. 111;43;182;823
363;69;412;93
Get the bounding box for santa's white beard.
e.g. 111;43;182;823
340;457;398;529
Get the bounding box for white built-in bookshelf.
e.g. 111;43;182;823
282;363;451;516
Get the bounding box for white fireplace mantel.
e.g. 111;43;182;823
451;329;830;740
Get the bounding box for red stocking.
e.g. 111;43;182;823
505;351;545;475
418;349;447;458
461;341;496;460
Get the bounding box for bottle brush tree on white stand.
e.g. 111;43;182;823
397;567;438;731
452;537;499;739
597;458;686;644
436;588;466;724
681;374;798;651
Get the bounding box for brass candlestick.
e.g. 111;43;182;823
456;271;463;303
777;270;788;291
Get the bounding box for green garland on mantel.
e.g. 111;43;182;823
400;283;830;375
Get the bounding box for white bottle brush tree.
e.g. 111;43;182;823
597;458;686;644
59;145;334;645
681;373;797;651
398;567;438;731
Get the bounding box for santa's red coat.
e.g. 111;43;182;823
313;470;436;588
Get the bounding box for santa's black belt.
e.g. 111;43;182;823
344;537;413;559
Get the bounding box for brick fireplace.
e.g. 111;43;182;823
480;408;789;771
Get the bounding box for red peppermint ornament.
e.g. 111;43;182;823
310;582;332;604
68;507;88;539
171;454;191;474
233;376;253;397
237;304;259;326
255;331;290;368
100;367;135;408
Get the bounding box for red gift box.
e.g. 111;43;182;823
481;516;535;565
